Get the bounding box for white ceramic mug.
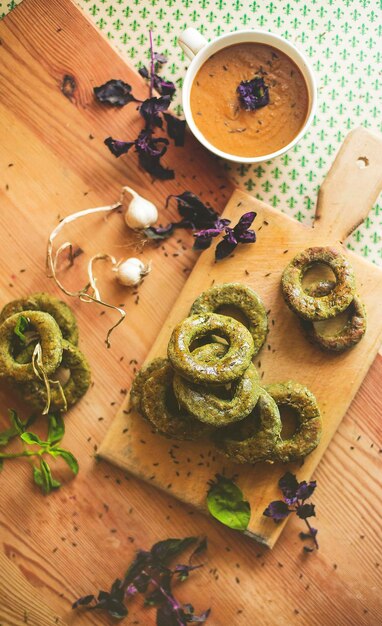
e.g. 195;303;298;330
178;28;317;163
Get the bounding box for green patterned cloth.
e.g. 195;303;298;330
2;0;381;264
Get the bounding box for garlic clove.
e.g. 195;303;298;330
115;257;151;287
123;185;158;230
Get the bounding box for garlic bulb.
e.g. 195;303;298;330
115;257;151;287
123;185;158;230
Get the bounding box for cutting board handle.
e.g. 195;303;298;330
314;127;382;241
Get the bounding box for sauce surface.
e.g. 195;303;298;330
190;43;309;157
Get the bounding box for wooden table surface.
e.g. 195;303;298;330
0;1;381;625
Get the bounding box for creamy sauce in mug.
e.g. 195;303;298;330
190;43;309;158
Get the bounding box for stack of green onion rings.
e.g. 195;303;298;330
0;293;90;414
0;311;63;381
281;247;356;320
213;390;282;463
130;357;168;414
0;293;78;344
167;313;255;385
17;340;91;412
140;361;212;440
131;282;322;461
301;281;367;352
190;283;268;355
265;381;322;463
173;356;261;427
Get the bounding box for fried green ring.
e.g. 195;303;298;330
0;293;78;344
265;381;322;462
140;361;212;441
130;357;168;413
167;313;255;385
213;390;282;463
16;340;91;412
190;283;268;355
0;311;63;382
281;247;356;320
301;281;366;352
173;346;261;427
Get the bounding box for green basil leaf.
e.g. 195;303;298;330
47;414;65;445
206;475;251;531
20;432;44;446
51;448;79;475
32;466;43;487
40;459;53;493
40;458;55;494
0;459;4;472
13;315;29;343
9;409;25;435
0;427;17;447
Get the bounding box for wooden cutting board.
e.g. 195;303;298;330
100;127;382;547
1;2;382;625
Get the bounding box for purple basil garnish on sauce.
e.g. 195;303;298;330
93;79;140;106
237;76;269;111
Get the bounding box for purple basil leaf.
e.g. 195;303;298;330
144;588;164;607
154;75;176;99
215;237;237;260
193;234;214;250
144;224;175;240
138;66;150;79
234;211;257;233
106;599;128;619
104;137;134;157
296;503;316;520
237;229;256;243
174;563;203;582
138;152;174;179
296;480;317;502
237;77;269;111
299;527;318;541
163;113;186;146
190;537;208;562
263;500;292;521
156;604;180;626
151;537;197;565
94;79;139;106
193;225;224;250
72;594;95;609
278;472;299;505
125;583;138;596
124;549;151;584
223;227;238;246
135;130;169;157
187;608;211;623
167;192;219;228
154;52;167;64
139;96;171;128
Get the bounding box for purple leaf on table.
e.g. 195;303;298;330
94;79;140;106
263;500;292;521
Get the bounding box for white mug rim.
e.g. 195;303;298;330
181;29;317;164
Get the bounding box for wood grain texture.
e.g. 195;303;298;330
0;1;381;625
100;127;382;547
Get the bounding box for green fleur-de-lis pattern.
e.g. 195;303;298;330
1;0;381;264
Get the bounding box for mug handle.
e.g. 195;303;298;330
178;28;208;59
